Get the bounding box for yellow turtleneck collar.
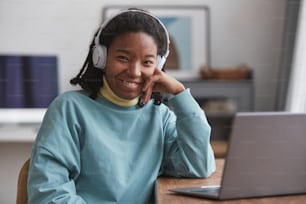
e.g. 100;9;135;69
99;76;139;107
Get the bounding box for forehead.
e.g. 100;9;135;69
110;32;158;55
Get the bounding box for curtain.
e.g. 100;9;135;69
275;0;301;110
0;55;58;108
286;0;306;112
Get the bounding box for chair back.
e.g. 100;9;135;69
16;159;30;204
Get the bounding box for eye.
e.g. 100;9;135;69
116;55;129;62
144;60;154;66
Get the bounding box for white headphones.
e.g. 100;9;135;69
92;8;170;70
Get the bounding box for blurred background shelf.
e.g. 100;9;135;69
0;109;45;142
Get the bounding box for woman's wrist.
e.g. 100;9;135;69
171;83;185;95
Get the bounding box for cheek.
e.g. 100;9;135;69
141;68;156;77
105;61;123;75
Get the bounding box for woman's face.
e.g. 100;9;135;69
104;32;158;100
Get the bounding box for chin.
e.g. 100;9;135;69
117;92;139;100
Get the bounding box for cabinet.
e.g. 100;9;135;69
181;79;254;141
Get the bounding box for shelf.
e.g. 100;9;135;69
0;109;46;142
182;79;254;112
0;108;46;123
0;124;39;142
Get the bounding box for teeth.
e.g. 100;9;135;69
124;80;136;84
122;80;138;87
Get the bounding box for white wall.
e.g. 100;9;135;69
0;0;287;203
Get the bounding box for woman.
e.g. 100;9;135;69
27;8;216;204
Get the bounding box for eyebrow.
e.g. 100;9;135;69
115;48;156;59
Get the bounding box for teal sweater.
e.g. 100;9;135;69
28;89;216;204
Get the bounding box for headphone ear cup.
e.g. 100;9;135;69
156;55;166;70
92;45;107;69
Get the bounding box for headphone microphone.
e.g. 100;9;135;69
91;8;170;70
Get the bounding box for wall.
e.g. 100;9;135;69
0;0;287;203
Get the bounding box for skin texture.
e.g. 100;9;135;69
104;32;185;104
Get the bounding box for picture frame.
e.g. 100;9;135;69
102;5;211;80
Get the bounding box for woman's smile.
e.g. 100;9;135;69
117;78;143;90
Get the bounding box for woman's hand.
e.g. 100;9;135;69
141;68;185;104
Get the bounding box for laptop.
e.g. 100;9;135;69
170;112;306;200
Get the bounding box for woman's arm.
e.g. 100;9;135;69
145;70;216;177
160;89;216;177
27;96;86;204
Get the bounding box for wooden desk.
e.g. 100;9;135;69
156;159;306;204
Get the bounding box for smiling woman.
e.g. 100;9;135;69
0;1;292;203
27;8;215;204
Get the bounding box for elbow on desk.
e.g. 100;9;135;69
202;164;217;178
186;154;216;178
196;147;217;178
198;158;217;178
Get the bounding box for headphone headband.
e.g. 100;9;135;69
92;8;170;69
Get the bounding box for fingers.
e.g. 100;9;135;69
142;74;159;103
140;69;185;104
142;70;161;91
141;84;152;104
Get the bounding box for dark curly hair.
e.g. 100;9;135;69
70;8;169;104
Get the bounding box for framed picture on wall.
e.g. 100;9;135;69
102;5;211;80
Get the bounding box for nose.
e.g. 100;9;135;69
128;62;141;77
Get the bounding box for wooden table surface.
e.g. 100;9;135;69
156;159;306;204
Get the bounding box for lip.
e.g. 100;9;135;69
118;78;143;90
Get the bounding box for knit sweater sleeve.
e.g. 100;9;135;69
160;89;216;178
27;93;86;204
